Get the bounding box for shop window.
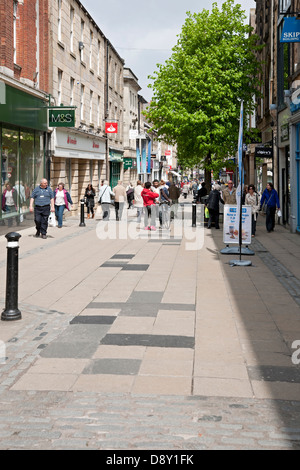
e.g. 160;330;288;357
1;128;19;219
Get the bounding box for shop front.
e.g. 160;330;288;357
0;84;49;230
278;110;291;227
109;149;124;188
52;130;106;209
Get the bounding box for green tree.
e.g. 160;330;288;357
144;0;262;182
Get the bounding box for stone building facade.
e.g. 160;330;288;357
49;0;124;213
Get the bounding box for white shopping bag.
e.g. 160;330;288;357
48;212;57;227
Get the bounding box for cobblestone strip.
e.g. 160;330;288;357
0;302;74;395
252;239;300;306
0;392;300;449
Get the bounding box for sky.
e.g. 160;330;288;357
82;0;256;102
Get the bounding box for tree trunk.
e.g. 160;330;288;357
204;152;212;192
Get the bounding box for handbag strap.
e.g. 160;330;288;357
100;186;108;199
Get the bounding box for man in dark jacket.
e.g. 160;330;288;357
207;184;224;229
197;182;208;203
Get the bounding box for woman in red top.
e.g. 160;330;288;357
141;182;159;231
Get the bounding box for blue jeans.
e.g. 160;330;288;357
55;205;65;227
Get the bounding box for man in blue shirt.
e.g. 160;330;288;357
29;178;54;239
260;182;280;233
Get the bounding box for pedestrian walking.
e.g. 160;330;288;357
141;181;159;231
54;182;73;228
133;181;144;223
207;184;224;229
245;184;260;237
222;180;237;205
2;183;18;226
126;182;134;209
29;178;54;239
260;182;280;233
84;184;95;219
113;180;127;221
197;182;208;203
98;180;114;221
169;182;181;219
182;182;189;199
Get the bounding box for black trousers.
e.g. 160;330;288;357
208;209;220;229
34;205;50;235
115;202;124;220
266;206;276;232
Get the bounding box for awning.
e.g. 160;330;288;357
170;170;182;179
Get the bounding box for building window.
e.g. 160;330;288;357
90;90;93;123
90;30;93;69
70;7;74;53
58;0;62;42
97;40;101;75
70;77;75;106
81;85;85;121
13;1;18;63
97;96;101;127
80;20;85;61
58;69;63;106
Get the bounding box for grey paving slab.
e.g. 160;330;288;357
82;358;141;375
70;316;116;325
127;291;164;304
110;254;135;259
121;264;150;271
39;341;99;359
100;333;195;349
247;365;300;383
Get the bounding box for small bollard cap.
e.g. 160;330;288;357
5;232;22;242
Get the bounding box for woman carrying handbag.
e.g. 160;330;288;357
98;180;114;221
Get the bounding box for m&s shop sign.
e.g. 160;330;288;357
48;108;75;127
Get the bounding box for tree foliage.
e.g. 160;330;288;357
144;0;263;173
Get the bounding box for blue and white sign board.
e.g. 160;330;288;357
223;205;252;245
280;17;300;43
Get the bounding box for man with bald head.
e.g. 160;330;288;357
30;178;54;239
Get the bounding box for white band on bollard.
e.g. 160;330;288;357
7;242;19;248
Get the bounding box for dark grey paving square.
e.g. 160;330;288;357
119;303;159;317
86;302;124;309
70;316;116;325
40;341;99;359
247;365;300;383
111;254;135;259
83;358;141;375
127;291;164;304
100;262;127;268
121;264;149;271
57;324;111;343
100;334;195;349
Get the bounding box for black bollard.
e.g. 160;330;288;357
192;201;197;227
79;198;86;227
1;232;22;321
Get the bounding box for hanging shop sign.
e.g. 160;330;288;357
48;108;75;127
280;17;300;43
123;158;133;169
105;122;118;134
255;146;273;158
